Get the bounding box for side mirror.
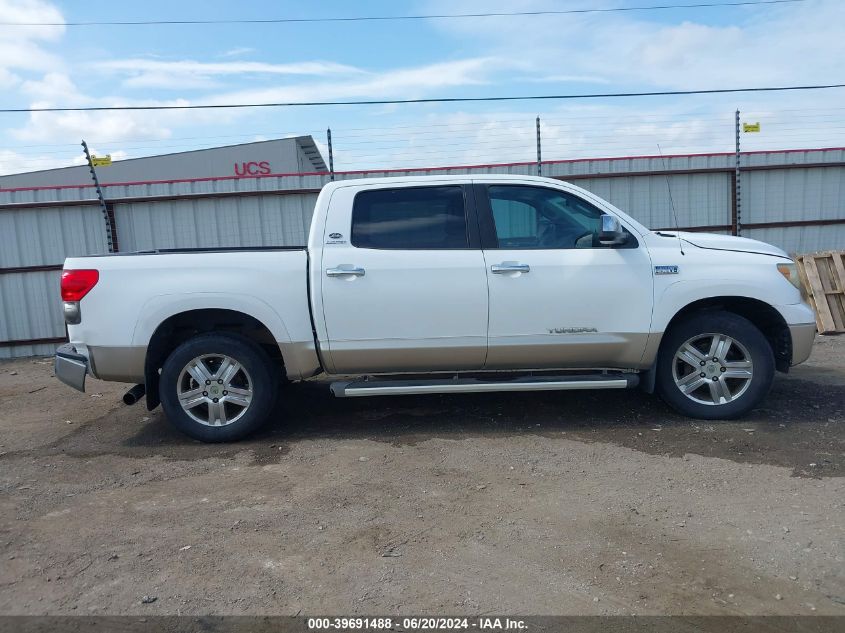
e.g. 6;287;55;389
598;214;627;246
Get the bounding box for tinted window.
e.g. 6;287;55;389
488;185;625;249
352;186;468;249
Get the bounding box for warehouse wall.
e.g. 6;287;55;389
1;148;843;358
0;272;63;358
742;162;845;253
560;173;732;232
0;204;110;359
115;194;319;251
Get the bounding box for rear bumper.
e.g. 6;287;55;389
789;322;816;366
54;343;90;392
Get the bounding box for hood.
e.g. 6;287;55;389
656;231;789;258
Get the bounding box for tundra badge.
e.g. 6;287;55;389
654;265;679;275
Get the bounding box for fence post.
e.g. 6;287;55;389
536;116;542;176
327;127;335;181
734;109;741;236
81;139;115;253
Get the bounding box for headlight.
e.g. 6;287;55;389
776;262;802;290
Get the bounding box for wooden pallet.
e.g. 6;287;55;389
796;251;845;334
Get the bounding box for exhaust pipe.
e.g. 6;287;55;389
123;383;146;405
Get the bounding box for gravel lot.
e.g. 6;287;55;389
0;336;843;616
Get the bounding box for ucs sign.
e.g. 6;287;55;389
234;161;271;176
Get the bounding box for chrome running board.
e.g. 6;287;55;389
330;374;639;398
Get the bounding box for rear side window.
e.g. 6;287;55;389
351;186;468;249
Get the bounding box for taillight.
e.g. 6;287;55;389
61;269;99;301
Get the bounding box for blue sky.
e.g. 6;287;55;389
1;0;844;175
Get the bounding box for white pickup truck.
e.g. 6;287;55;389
55;175;816;442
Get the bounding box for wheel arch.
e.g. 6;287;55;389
642;294;792;394
663;296;791;369
143;307;286;411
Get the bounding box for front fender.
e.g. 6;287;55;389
652;279;801;333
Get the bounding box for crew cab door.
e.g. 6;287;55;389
475;182;654;369
318;183;488;374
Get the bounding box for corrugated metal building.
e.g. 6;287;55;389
0;136;327;188
1;139;843;359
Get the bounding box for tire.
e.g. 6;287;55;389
159;332;277;442
656;311;774;420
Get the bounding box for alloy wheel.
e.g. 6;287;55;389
672;333;754;406
177;354;253;426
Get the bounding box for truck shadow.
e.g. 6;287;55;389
115;374;844;477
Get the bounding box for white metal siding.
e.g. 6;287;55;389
567;173;730;229
0;271;64;358
0;204;110;357
745;226;845;255
0;205;109;267
743;166;845;224
115;193;318;251
0;343;58;359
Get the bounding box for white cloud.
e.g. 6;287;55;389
12;108;175;144
219;47;256;58
0;0;65;77
97;58;366;77
20;71;77;100
121;72;224;90
425;0;845;90
0;67;21;90
7;56;503;146
94;58;367;89
9;71;178;143
205;57;503;105
0;148;85;175
523;74;611;85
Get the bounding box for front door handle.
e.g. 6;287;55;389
326;266;366;277
491;262;530;274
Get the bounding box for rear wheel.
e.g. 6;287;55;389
656;311;774;419
160;332;277;442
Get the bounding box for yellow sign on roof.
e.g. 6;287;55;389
91;155;112;167
743;122;761;133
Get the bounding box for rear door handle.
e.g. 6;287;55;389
326;266;366;277
491;263;530;274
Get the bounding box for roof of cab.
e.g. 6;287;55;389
322;173;563;190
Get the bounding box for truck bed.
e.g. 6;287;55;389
64;248;318;383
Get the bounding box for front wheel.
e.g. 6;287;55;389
159;332;277;442
656;311;774;419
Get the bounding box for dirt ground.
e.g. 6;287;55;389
0;336;843;616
